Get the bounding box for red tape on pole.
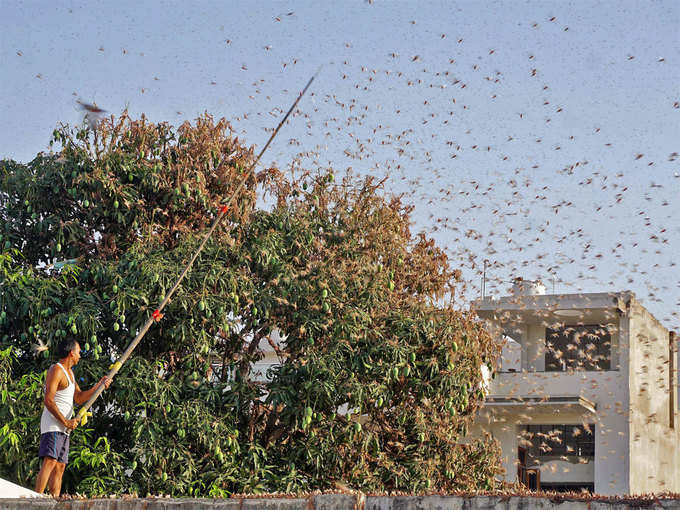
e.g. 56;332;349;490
74;69;320;423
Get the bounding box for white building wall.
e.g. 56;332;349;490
592;313;630;495
499;337;522;372
524;325;545;372
475;421;518;483
627;302;680;493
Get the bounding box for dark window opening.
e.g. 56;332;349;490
523;424;595;460
545;325;611;371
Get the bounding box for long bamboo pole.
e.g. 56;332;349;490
76;70;319;422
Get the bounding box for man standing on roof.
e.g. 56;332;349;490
35;338;112;497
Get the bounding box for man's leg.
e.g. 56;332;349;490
35;457;57;494
36;432;59;494
47;461;66;497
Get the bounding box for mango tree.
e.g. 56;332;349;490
0;113;501;496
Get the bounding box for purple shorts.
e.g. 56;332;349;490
39;432;70;464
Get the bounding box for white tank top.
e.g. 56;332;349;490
40;363;75;434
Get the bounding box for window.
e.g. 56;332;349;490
524;424;595;459
545;325;611;371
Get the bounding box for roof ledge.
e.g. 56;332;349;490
483;395;597;414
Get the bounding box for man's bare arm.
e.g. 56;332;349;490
74;376;111;405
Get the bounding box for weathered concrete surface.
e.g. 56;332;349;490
366;496;592;510
315;494;360;510
241;497;310;510
367;496;464;510
3;495;680;510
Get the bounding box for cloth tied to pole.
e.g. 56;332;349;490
80;411;93;425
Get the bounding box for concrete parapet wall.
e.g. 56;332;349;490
3;495;680;510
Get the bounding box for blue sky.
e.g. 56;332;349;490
2;1;679;328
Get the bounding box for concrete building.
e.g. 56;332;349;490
470;279;678;495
